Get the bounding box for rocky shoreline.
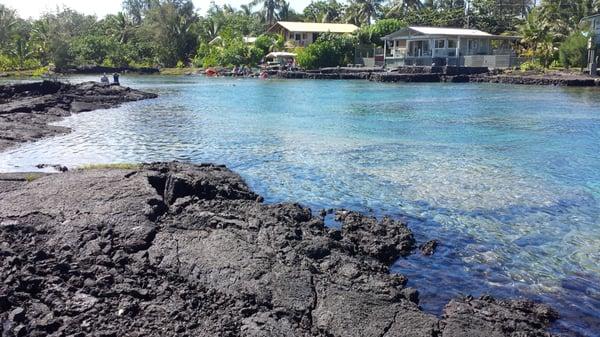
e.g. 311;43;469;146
270;67;600;87
0;81;157;151
0;162;559;337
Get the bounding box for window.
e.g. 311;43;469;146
468;40;479;51
448;39;457;48
295;33;302;41
435;40;445;48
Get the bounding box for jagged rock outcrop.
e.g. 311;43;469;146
0;162;558;337
0;81;157;151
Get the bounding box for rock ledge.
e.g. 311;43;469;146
0;162;558;337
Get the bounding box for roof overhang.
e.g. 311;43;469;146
266;52;297;59
582;13;600;21
382;26;520;41
267;21;359;34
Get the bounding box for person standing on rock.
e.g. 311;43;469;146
100;73;109;84
113;73;120;85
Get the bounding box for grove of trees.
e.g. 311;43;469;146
0;0;597;72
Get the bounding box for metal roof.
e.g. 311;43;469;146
582;13;600;20
382;26;515;40
265;52;297;59
268;21;359;34
209;36;257;45
410;27;493;37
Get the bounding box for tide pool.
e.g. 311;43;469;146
1;76;599;335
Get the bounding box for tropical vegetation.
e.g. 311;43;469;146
0;0;597;72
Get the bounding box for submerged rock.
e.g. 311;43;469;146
0;162;558;336
0;81;157;151
420;239;439;256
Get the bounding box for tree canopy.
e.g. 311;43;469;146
0;0;597;71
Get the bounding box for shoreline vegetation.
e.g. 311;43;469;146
1;1;598;79
3;66;600;87
0;161;559;336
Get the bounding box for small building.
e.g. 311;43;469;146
267;21;359;48
582;13;600;39
263;52;297;70
382;26;520;69
209;36;257;45
581;14;600;74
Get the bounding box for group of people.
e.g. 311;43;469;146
100;73;120;85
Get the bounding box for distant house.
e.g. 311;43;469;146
382;26;520;69
581;14;600;74
208;36;257;45
267;21;359;48
582;13;600;41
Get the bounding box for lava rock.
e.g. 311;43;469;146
0;81;157;151
0;162;558;337
420;239;439;256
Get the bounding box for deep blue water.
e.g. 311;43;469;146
1;76;599;336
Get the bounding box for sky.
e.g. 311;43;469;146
0;0;315;19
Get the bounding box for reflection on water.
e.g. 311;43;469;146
1;76;599;336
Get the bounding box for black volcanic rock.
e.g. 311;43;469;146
420;239;439;256
0;81;157;151
0;162;558;336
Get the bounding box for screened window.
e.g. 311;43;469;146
448;39;457;48
468;40;479;50
435;40;445;48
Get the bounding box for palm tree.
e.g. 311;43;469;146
240;4;254;16
30;19;51;65
9;37;34;70
349;0;383;25
277;1;291;21
250;0;284;26
344;3;363;26
322;0;344;23
388;0;424;12
106;12;132;44
0;4;17;49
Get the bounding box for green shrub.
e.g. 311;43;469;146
32;66;50;77
0;54;16;71
357;19;406;45
520;60;544;72
296;33;356;70
559;30;589;70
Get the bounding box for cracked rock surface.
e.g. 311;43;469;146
0;81;157;151
0;162;558;336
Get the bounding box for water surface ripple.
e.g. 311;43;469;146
1;76;599;336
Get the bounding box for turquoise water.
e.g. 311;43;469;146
1;76;599;335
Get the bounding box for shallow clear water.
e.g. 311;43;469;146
1;76;599;335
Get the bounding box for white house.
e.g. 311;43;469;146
382;26;520;68
267;21;359;48
581;13;600;74
209;36;257;45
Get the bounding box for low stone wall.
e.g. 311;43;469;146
278;71;372;80
469;74;600;86
388;66;489;75
369;73;442;82
267;67;600;87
